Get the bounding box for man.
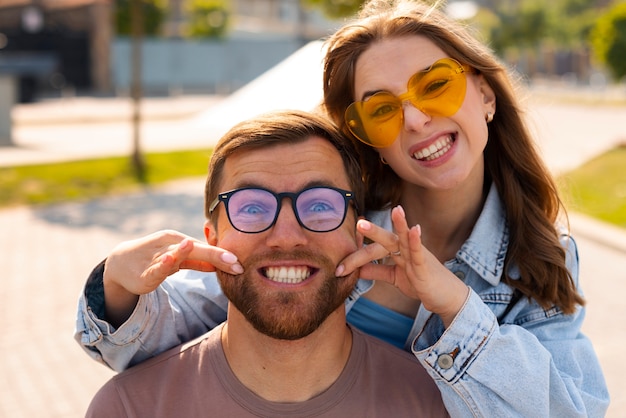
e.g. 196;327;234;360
85;110;448;417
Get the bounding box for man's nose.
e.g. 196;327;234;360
265;199;308;248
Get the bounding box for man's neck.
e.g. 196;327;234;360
220;308;353;402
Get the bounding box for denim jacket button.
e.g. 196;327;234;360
437;353;454;369
454;271;465;280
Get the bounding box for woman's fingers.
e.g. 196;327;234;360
335;240;388;276
336;209;413;277
156;239;244;275
183;241;244;274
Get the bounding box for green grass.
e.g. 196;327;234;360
0;149;213;207
1;146;625;232
558;145;626;229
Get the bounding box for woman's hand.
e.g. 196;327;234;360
336;207;469;327
103;230;243;327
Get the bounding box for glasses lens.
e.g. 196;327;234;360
227;189;277;233
296;187;347;232
406;58;467;117
345;58;468;148
345;94;402;148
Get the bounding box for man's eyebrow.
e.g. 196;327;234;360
227;179;342;193
303;180;338;189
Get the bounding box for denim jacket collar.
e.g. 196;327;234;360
455;183;510;286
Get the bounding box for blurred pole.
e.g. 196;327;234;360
130;0;146;180
0;75;16;146
296;0;307;47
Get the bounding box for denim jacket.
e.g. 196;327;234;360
75;185;609;417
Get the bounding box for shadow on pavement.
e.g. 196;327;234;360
33;189;207;239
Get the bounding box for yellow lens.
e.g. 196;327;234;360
345;94;403;147
406;59;467;117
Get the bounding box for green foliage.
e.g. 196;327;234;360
115;0;168;36
480;0;605;54
489;0;550;53
544;0;601;47
0;149;213;208
559;146;626;229
302;0;440;19
590;1;626;81
185;0;230;38
300;0;603;52
303;0;363;19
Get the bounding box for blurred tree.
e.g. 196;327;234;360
302;0;442;20
549;0;600;47
590;1;626;81
488;0;550;54
184;0;230;38
130;0;146;180
303;0;363;19
116;0;167;36
481;0;605;53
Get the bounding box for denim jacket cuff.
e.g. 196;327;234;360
412;288;497;382
78;291;157;346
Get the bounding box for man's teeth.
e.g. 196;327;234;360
265;266;311;284
413;135;453;161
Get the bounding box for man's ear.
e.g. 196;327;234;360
204;220;218;245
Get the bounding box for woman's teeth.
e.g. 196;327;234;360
265;266;311;284
413;135;453;161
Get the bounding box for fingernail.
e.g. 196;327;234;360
231;263;244;274
335;264;345;277
396;205;405;217
357;219;371;230
221;252;238;264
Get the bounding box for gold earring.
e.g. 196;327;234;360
486;112;494;123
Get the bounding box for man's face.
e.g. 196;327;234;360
205;136;360;340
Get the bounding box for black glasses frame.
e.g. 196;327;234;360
209;186;357;234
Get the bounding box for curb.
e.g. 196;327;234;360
569;212;626;254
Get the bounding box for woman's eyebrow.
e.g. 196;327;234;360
358;59;449;101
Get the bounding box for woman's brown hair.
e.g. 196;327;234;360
322;0;583;314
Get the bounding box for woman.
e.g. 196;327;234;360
74;0;609;415
321;0;608;415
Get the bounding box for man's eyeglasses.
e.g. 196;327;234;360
345;57;471;148
209;186;357;233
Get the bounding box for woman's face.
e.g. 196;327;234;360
352;35;495;192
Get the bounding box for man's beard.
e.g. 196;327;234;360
217;249;357;340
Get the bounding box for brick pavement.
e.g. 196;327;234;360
0;178;206;417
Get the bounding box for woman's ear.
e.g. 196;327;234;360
478;74;496;115
204;220;218;245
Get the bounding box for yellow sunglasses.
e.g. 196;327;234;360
345;58;471;148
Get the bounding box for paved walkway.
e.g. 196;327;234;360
0;90;625;416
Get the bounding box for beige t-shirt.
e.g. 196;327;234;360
86;324;448;417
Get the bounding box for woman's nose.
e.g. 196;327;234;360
402;102;431;133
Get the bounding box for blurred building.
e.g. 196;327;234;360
163;0;335;40
0;0;112;102
0;0;337;101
